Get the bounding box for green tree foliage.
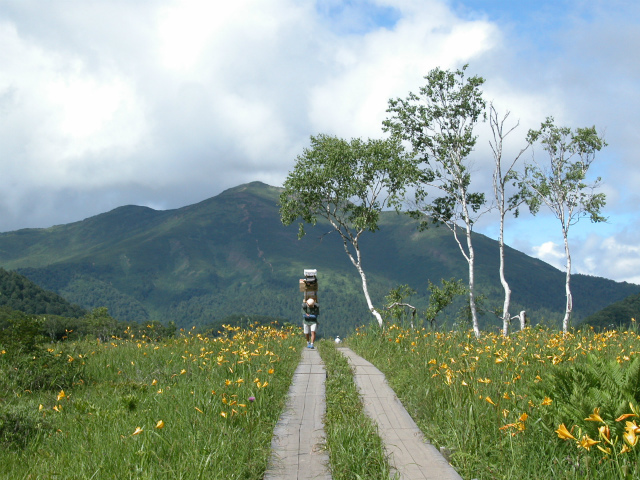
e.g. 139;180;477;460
582;293;640;331
384;64;487;338
522;117;607;333
0;310;84;392
425;278;467;329
383;284;417;328
0;309;45;355
84;306;119;342
0;268;85;317
279;134;414;327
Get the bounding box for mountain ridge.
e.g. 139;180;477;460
0;181;637;337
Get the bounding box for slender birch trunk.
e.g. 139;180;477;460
562;231;573;334
458;179;481;339
452;185;481;339
498;215;512;336
489;106;528;337
450;217;480;338
354;261;383;327
465;225;480;338
339;230;384;327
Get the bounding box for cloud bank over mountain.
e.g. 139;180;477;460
1;0;639;283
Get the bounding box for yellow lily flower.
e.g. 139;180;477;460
578;435;599;451
555;423;576;440
623;429;637;447
599;425;612;444
616;413;638;422
585;407;604;423
625;420;640;434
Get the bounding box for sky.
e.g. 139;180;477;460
1;0;639;283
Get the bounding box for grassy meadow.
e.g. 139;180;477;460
348;323;640;479
4;318;640;480
0;324;300;479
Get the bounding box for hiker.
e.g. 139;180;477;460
302;297;319;349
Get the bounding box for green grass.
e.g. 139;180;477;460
0;324;301;479
347;323;640;479
318;340;394;480
6;320;640;479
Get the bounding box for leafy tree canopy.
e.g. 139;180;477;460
279;134;414;239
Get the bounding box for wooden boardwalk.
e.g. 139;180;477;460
265;345;463;480
264;347;331;479
338;347;463;480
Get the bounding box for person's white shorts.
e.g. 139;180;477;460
303;322;317;334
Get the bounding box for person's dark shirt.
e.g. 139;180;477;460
302;303;320;320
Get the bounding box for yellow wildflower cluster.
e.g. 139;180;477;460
355;323;640;448
556;404;640;456
44;322;296;443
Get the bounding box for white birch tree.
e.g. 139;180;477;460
383;65;487;338
279;134;414;327
488;104;530;336
522;117;607;334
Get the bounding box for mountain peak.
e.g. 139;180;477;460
219;181;282;198
0;180;637;336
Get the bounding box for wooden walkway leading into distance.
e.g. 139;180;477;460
264;347;331;479
264;346;463;480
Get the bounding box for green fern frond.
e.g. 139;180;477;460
530;354;640;435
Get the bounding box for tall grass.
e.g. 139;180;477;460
348;323;640;480
318;341;394;480
0;324;300;479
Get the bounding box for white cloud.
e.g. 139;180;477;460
576;234;640;285
532;241;566;271
0;19;148;188
309;2;499;138
0;0;638;287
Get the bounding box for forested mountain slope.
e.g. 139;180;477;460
0;268;85;317
582;291;640;330
0;182;637;337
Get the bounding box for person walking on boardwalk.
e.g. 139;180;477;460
302;297;319;349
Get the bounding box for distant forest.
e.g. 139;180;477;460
0;268;86;318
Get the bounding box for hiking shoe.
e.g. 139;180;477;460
309;344;315;349
307;342;311;348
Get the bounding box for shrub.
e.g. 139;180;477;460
0;403;52;450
